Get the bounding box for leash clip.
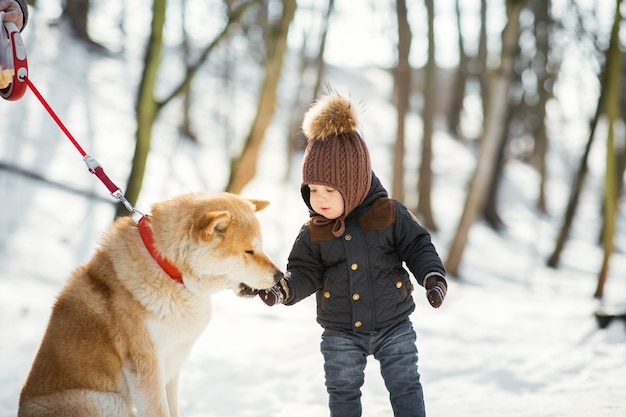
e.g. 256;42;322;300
111;189;145;223
83;155;144;223
83;155;102;174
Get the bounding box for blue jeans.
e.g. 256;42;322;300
320;320;425;417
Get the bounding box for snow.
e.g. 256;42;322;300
1;5;626;417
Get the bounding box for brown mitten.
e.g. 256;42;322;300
259;278;290;306
425;274;447;308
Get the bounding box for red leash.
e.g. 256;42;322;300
4;23;121;199
4;22;183;284
22;76;184;284
23;78;86;156
23;77;127;203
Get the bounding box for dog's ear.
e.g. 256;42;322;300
248;199;270;212
196;211;231;240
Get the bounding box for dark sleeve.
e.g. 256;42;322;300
393;201;446;286
283;225;325;305
15;0;28;30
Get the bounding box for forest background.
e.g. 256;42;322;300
1;0;625;415
9;0;623;292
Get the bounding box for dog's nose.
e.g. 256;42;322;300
273;270;284;283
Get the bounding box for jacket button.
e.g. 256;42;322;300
323;291;331;299
345;234;352;241
352;293;360;301
354;321;362;328
396;282;403;288
351;263;358;270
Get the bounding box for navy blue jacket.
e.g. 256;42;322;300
284;174;445;332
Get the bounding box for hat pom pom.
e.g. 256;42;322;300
302;94;358;141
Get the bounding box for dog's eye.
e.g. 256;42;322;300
245;250;254;255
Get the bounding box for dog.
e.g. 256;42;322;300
18;192;283;417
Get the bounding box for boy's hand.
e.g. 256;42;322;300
425;274;447;308
259;278;290;306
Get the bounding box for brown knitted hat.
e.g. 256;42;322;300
301;93;372;237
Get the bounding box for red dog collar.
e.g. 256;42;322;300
137;216;184;285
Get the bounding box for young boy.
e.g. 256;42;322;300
260;92;447;417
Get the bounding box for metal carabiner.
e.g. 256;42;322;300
111;189;145;224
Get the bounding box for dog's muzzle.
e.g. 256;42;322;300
238;270;284;297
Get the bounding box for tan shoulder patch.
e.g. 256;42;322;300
358;198;395;231
306;220;336;242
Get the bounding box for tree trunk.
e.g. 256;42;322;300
392;0;412;203
312;0;334;101
115;0;257;217
178;0;197;141
594;0;622;299
447;0;468;138
285;0;334;181
284;35;310;181
531;0;552;213
116;0;166;218
477;0;489;132
546;60;608;268
226;0;297;194
444;0;526;277
483;103;513;230
63;0;90;41
417;0;437;230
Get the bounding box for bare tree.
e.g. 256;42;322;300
117;0;167;218
226;0;297;194
531;0;552;213
594;0;622;299
178;0;197;141
63;0;89;41
446;0;469;138
392;0;412;202
117;0;259;217
482;104;512;230
416;0;437;230
285;0;335;180
546;54;608;268
445;0;527;277
477;0;489;130
311;0;334;101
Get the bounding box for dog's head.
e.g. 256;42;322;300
149;192;283;298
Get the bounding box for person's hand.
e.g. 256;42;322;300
0;1;24;30
259;278;290;306
425;274;447;308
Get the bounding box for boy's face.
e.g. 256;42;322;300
308;184;345;220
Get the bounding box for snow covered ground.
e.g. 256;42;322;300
1;5;625;417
